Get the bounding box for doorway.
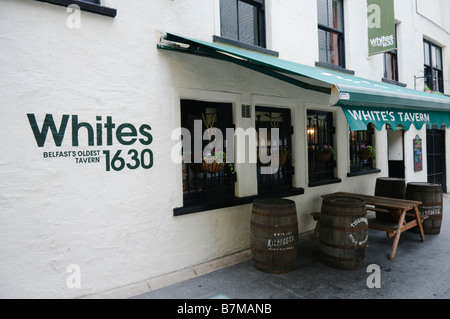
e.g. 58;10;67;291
388;129;405;178
427;126;446;193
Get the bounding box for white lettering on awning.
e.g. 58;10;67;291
346;109;430;125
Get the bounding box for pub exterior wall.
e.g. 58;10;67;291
0;0;449;298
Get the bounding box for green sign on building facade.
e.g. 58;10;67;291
367;0;396;56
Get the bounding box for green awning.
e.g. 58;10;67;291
158;32;450;131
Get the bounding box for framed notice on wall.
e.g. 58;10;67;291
413;135;423;172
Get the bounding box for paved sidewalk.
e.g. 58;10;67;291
132;195;450;299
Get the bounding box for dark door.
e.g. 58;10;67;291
427;126;446;193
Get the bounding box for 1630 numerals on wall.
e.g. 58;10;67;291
103;149;153;171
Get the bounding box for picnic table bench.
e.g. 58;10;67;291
313;192;427;260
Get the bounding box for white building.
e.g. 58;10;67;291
1;0;450;298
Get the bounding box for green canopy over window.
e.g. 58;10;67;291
158;32;450;131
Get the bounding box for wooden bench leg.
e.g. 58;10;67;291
414;206;426;242
389;210;406;260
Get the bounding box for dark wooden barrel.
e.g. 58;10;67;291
405;182;443;235
375;177;406;222
250;198;298;274
320;197;368;270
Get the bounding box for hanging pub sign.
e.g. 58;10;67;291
367;0;396;56
413;135;423;172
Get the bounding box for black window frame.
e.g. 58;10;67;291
219;0;266;49
423;39;444;93
317;0;346;69
255;106;294;195
174;100;304;216
384;50;399;82
179;100;237;211
383;25;399;83
348;124;381;177
34;0;116;17
307;110;341;187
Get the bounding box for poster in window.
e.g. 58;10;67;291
413;135;423;172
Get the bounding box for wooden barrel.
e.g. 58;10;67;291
375;177;406;222
250;198;298;274
405;182;443;235
320;197;368;270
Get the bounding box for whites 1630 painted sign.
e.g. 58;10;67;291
27;114;154;172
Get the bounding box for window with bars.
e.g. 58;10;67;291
255;107;293;195
220;0;266;48
317;0;345;68
424;40;444;93
181;100;236;208
307;110;340;186
349;124;377;175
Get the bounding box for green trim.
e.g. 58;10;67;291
158;33;450;131
159;36;330;95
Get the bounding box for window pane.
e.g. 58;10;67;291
385;53;394;80
318;30;342;66
220;0;238;40
424;41;430;66
317;0;343;31
435;46;442;70
238;1;259;46
331;0;343;31
434;69;444;93
432;45;438;69
385;51;398;81
317;0;329;26
329;31;341;66
424;65;433;90
318;29;328;63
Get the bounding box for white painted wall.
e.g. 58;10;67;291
0;0;449;298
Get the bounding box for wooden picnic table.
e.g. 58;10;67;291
322;192;427;260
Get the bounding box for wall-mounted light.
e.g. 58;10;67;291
307;127;317;145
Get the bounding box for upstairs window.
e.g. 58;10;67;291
424;40;444;93
317;0;345;68
384;51;399;82
384;26;399;82
220;0;266;48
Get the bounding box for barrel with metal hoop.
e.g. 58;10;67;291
319;196;368;270
405;182;443;235
250;198;298;273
